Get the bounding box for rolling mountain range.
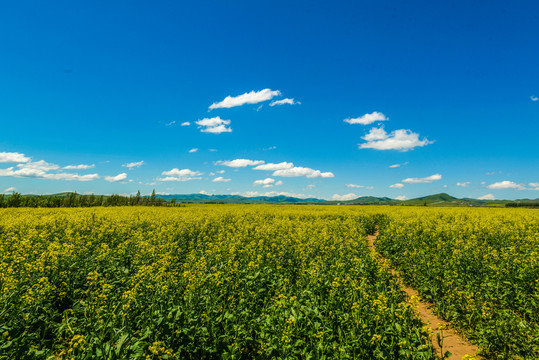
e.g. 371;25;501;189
155;192;537;206
8;192;538;207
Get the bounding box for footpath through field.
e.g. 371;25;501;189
367;229;480;359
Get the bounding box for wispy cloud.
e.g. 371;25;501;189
270;98;300;106
189;148;198;153
196;116;232;134
242;191;309;199
254;162;293;171
212;176;231;182
486;180;525;190
216;159;264;168
0;160;99;181
104;173;127;182
123;161;144;169
165;121;176;126
0;152;31;163
209;89;281;110
531;96;538;101
159;168;203;182
345;184;374;189
390;183;404;188
389;162;408;168
63;164;95;170
478;194;495;200
272;166;334;178
253;178;282;188
402;174;442;184
456;181;470;187
344;111;388;125
528;182;539;190
360;127;433;151
3;187;16;193
180;121;191;126
395;195;407;201
332;193;357;201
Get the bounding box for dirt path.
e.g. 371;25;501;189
367;231;480;359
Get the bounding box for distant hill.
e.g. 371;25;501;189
156;194;326;204
5;191;537;207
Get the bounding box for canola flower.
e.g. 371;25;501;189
375;207;539;359
1;205;536;359
0;205;431;359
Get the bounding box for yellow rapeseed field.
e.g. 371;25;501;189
0;205;537;359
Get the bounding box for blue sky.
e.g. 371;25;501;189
1;0;538;200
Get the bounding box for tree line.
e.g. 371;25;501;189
0;190;182;208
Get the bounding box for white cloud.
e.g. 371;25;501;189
162;168;202;177
0;152;31;163
209;89;281;110
123;161;144;169
362;127;389;141
216;159;264;168
531;96;538;101
181;121;191;126
402;174;442;184
159;168;202;182
196;116;232;134
263;146;277;150
18;161;60;172
456;182;471;187
46;173;99;181
272;166;334;178
389;162;408;168
217;170;225;174
2;161;101;182
345;184;374;190
189;148;198;153
275;180;283;186
3;187;16;193
270;98;300;106
165;121;176;126
486;180;525;190
213;177;231;182
529;182;539;190
395;195;407;201
105;173;127;182
242;191;309;199
332;193;357;201
344;111;388;125
209;149;217;152
359;127;433;151
390;183;404;188
478;194;495;200
253;178;276;186
199;190;211;195
0;163;100;181
254;162;294;171
63;164;95;170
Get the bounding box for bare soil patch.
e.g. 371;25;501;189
367;231;480;359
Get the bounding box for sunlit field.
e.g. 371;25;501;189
1;205;537;359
